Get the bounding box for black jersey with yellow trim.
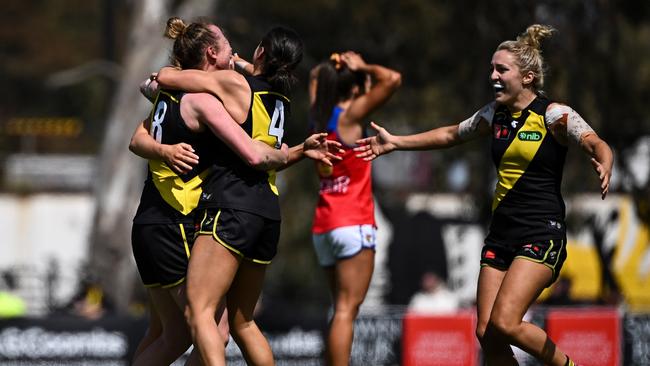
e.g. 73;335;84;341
197;76;290;220
485;96;568;246
133;90;214;225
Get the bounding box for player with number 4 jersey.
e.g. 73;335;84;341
197;75;289;221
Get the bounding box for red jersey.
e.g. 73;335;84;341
312;107;375;233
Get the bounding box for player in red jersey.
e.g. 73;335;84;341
309;51;401;366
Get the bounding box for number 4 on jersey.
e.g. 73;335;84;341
268;100;285;148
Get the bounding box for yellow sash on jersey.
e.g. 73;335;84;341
250;91;290;196
149;160;211;215
492;110;547;211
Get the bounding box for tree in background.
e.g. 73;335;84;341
88;0;220;310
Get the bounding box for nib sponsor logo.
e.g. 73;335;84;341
518;131;542;141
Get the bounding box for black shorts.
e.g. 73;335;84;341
480;238;567;286
131;222;194;288
195;208;280;264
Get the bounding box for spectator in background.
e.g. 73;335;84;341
63;275;114;320
0;271;26;318
408;271;459;314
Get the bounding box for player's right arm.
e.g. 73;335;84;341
188;93;288;171
129;118;199;174
354;103;494;161
156;67;250;124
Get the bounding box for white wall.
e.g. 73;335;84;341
0;193;94;314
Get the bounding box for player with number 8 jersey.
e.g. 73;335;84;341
133;89;214;228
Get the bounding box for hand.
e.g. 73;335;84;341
162;143;199;174
340;51;366;72
591;157;611;199
353;122;397;161
139;73;159;101
303;133;344;166
232;53;251;73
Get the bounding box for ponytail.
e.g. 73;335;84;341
259;27;304;95
310;61;339;132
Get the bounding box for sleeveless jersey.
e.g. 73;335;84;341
485;96;568;246
133;90;214;224
197;76;289;220
312;106;375;234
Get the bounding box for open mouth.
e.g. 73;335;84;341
493;83;505;93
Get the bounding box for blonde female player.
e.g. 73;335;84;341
355;25;612;366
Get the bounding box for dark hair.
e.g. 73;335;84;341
310;58;367;132
164;17;221;70
259;26;304;95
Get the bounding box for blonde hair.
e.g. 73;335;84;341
163;17;220;69
164;17;187;40
497;24;556;90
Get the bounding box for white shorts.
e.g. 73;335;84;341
312;224;376;267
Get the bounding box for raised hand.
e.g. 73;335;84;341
340;51;367;72
162;143;199;174
353;122;397;161
304;132;345;166
232;53;253;74
591;157;611;199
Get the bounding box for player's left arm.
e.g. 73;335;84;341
546;103;613;199
278;133;344;171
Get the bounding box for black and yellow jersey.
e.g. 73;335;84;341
485;96;568;246
197;75;290;220
133;90;214;224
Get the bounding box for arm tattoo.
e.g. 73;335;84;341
458;102;495;140
546;104;595;145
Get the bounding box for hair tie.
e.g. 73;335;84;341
330;53;342;70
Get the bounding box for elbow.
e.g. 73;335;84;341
248;153;287;169
246;155;263;168
155;68;172;86
389;71;402;89
247;154;271;169
128;138;138;154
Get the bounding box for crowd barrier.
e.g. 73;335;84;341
0;307;648;365
403;307;628;366
402;311;478;366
